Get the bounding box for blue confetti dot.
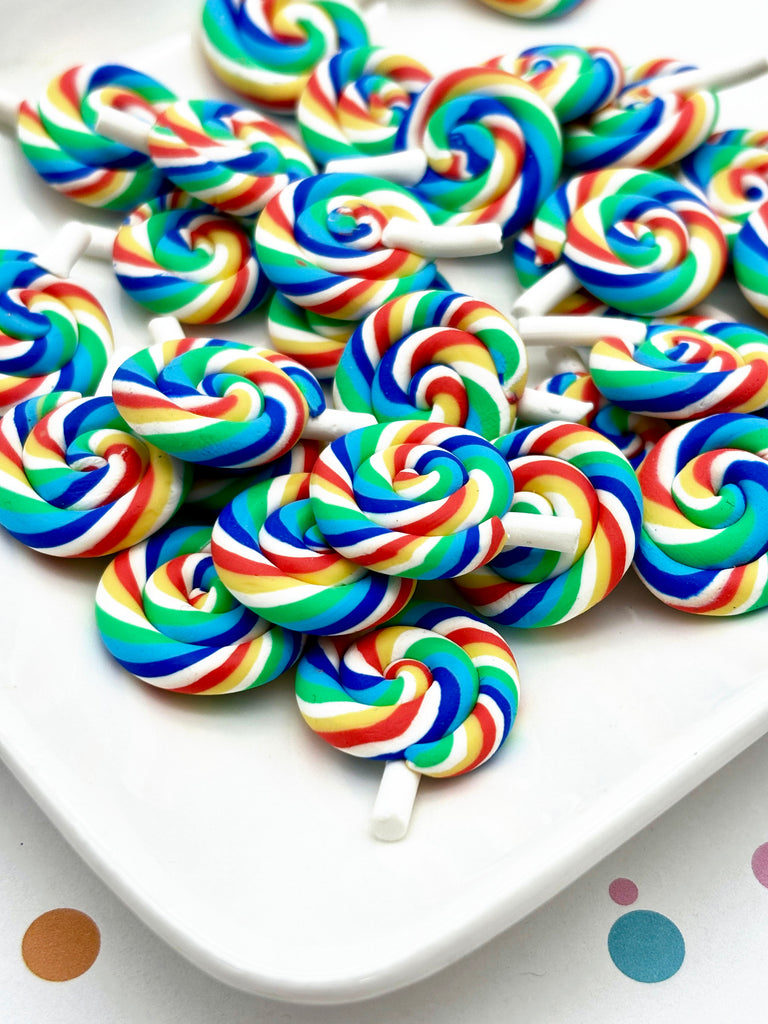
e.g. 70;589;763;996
608;910;685;983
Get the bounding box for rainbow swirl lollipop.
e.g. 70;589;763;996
0;250;113;414
297;45;432;168
455;421;643;627
485;44;624;124
588;316;768;418
634;414;768;615
111;336;325;470
309;420;515;579
200;0;369;114
734;205;768;318
402;66;562;238
17;63;175;210
211;470;416;634
0;391;190;557
96;524;305;694
333;289;528;439
680;129;768;246
473;0;586;18
112;191;271;324
253;172;443;320
267;291;355;380
145;100;316;217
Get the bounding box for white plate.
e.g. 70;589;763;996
1;0;768;1006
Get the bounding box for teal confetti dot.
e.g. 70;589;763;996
608;910;685;983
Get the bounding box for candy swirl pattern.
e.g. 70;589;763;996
111;336;325;470
267;291;355;379
332;289;528;439
634;414;768;615
297;45;432;166
402;66;562;238
473;0;586;19
589;316;768;418
294;600;520;778
485;44;623;124
200;0;370;114
309;420;514;579
253;172;440;320
211;470;416;634
0;250;113;414
112;191;271;324
147;100;316;217
0;392;190;557
455;421;643;627
17;63;175;211
680;129;768;245
733;205;768;319
95;524;305;693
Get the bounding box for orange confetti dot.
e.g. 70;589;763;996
22;908;100;981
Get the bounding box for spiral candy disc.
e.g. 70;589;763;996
680;129;768;245
0;392;190;557
734;205;768;319
111;336;325;470
96;524;304;693
297;45;432;167
211;470;416;634
309;419;514;580
0;250;113;414
473;0;586;19
455;421;643;627
17;63;175;211
200;0;370;114
485;45;624;124
295;600;520;778
253;172;441;320
267;291;355;379
402;66;562;238
634;414;768;615
333;289;528;439
113;191;271;324
589;316;768;418
147;100;316;217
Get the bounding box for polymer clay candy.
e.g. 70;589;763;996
110;191;270;324
733;205;768;318
0;249;113;414
455;421;643;627
200;0;369;114
297;45;432;169
485;44;624;124
402;66;562;239
512;169;728;318
294;600;520;839
679;129;768;246
633;414;768;615
473;0;586;18
587;316;768;418
95;524;305;693
267;291;355;379
0;391;190;557
211;470;416;634
15;63;175;211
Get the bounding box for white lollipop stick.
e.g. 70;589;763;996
94;106;152;154
0;89;19;130
639;55;768;99
148;316;187;345
372;760;421;841
326;149;428;186
511;264;580;318
517;315;647;348
95;349;133;397
546;345;589;376
381;217;502;257
84;223;118;261
501;509;581;557
515;387;593;424
33;221;92;278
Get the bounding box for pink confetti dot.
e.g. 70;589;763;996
751;843;768;887
609;877;639;905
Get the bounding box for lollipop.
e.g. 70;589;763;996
0;391;190;557
455;421;643;627
295;600;520;839
253;171;502;321
95;99;316;217
309;419;582;581
733;205;768;319
485;44;624;124
200;0;370;114
8;63;176;211
402;66;563;238
512;169;728;318
296;45;432;174
211;470;416;634
473;0;586;18
0;246;113;415
96;524;305;693
633;414;768;615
